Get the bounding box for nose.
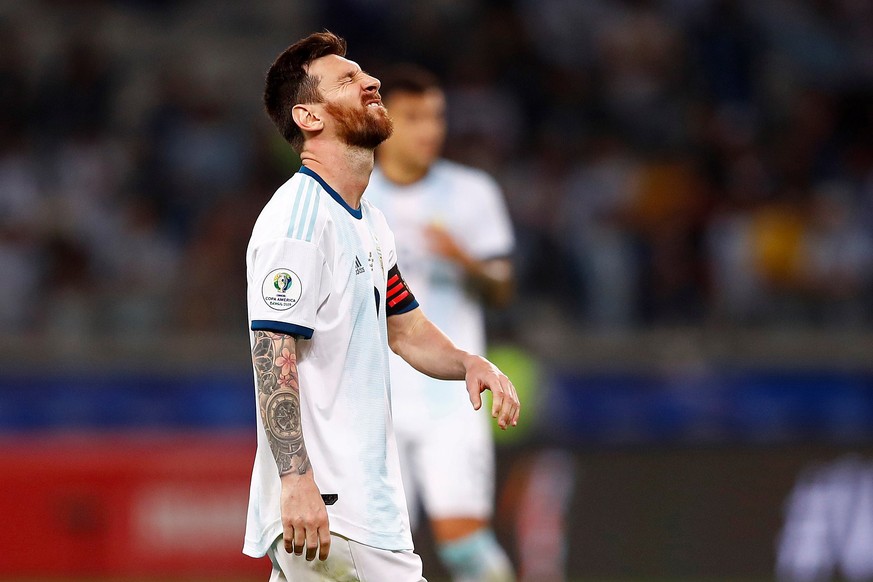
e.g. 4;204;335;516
364;74;380;94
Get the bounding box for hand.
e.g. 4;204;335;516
279;473;331;561
463;355;520;430
424;223;467;265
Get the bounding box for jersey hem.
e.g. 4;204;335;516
243;520;283;558
328;513;414;551
243;514;413;557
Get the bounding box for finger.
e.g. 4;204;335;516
499;382;516;429
305;526;319;561
509;382;520;424
293;524;306;556
284;528;295;554
318;527;332;561
507;381;520;426
491;379;504;419
466;377;482;410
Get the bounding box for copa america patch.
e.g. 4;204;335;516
262;268;303;311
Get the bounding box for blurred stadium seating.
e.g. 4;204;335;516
2;1;873;580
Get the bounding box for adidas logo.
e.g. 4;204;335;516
354;256;365;275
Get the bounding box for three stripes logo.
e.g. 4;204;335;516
354;256;366;275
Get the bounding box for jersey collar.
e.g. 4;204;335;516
299;166;363;220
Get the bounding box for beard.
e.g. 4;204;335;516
325;100;394;150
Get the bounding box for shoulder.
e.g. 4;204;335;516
289;172;331;241
433;159;502;196
260;173;315;218
274;172;311;199
251;172;328;245
361;198;390;229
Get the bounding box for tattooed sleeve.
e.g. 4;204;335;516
251;331;310;476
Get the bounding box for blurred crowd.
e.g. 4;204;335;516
2;0;873;340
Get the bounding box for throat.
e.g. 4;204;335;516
300;149;374;209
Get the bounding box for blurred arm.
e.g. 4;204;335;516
425;224;514;307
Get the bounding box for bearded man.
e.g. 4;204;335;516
242;32;520;582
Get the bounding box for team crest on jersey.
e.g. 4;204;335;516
262;268;302;311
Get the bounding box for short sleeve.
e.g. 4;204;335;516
465;175;515;260
249;237;327;339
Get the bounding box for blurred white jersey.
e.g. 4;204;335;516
366;160;515;425
244;167;414;557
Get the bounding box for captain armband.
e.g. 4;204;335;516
385;264;419;316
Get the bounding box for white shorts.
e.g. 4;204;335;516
394;402;495;528
267;533;426;582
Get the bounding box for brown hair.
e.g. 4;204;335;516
377;64;441;101
263;31;347;152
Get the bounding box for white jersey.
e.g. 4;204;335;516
365;160;515;427
244;167;414;557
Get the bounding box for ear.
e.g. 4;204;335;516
292;104;323;133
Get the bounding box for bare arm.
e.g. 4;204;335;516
251;331;330;561
387;308;520;429
252;331;310;475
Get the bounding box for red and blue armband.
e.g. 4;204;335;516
386;264;419;316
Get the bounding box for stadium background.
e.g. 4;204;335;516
2;0;873;580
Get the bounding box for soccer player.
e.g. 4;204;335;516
364;65;517;582
243;32;520;582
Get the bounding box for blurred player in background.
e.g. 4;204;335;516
365;64;516;582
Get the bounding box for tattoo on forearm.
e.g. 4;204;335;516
252;331;310;476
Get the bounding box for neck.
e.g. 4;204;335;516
300;142;375;209
378;155;429;186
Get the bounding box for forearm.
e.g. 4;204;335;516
388;309;474;381
389;308;520;428
251;331;310;477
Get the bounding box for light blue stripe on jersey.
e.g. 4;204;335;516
287;178;319;241
303;194;319;242
286;178;306;237
295;180;315;239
